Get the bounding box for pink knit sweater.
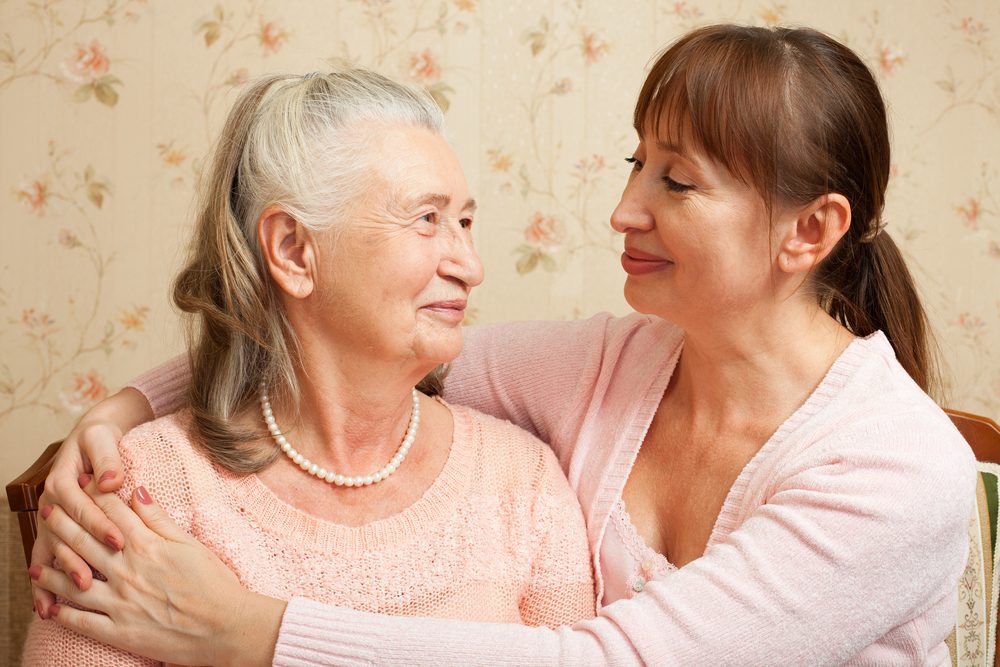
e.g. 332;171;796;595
77;313;977;665
22;401;596;666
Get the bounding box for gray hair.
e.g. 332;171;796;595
173;68;446;473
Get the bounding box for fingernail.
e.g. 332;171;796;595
40;505;53;520
50;604;61;617
78;473;92;487
99;470;116;484
28;564;42;580
70;572;83;589
136;486;153;505
104;534;122;550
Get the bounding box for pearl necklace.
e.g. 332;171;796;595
259;385;420;487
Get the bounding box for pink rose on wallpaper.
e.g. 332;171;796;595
878;45;906;75
957;312;985;330
524;212;564;247
581;30;610;65
408;49;442;83
60;370;108;415
453;0;476;11
956;197;981;230
15;180;48;214
259;20;289;55
959;17;988;37
61;40;111;82
20;308;57;334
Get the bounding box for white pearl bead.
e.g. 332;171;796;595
260;388;419;489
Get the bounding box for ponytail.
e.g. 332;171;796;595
820;230;940;397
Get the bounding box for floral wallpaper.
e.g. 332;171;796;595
1;0;998;489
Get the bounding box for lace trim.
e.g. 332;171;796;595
611;498;675;595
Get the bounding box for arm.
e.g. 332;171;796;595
274;420;976;666
31;356;188;616
444;314;621;451
37;415;974;666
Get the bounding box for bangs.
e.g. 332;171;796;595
633;26;791;197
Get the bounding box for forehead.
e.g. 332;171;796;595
364;123;467;199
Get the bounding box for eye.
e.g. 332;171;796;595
624;156;643;171
419;211;439;224
662;175;694;193
459;216;473;229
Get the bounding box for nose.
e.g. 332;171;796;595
439;221;485;289
610;176;655;234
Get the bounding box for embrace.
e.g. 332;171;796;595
25;24;973;667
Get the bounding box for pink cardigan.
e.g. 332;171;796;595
132;313;976;665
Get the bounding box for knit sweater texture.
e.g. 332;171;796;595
63;313;977;665
22;401;596;666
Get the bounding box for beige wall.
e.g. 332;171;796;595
2;0;999;488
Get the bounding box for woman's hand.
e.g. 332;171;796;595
31;387;154;616
29;481;285;667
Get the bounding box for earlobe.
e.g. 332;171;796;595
258;205;315;299
777;194;851;274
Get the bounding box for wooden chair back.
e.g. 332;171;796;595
5;441;61;567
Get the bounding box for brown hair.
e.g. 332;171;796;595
634;24;939;394
174;69;446;473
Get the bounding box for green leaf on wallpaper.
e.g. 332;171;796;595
94;76;122;107
427;82;454;112
74;83;94;102
95;83;118;106
87;181;110;209
521;17;549;57
516;251;539;274
540;253;557;272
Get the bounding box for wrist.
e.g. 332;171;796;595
216;590;286;667
77;387;152;433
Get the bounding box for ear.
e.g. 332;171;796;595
776;194;851;275
257;204;316;299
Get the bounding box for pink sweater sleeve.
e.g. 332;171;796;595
443;314;620;461
129;354;189;418
272;410;975;666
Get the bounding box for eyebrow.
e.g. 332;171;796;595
412;193;477;213
655;139;684;154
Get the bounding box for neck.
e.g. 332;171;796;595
670;297;853;432
268;333;433;477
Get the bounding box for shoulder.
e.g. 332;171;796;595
116;409;217;518
117;408;201;464
775;333;975;519
448;402;570;494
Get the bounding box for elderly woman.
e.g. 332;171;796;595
21;69;595;666
31;25;973;666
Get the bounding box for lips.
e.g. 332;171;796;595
421;299;467;323
621;246;673;276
